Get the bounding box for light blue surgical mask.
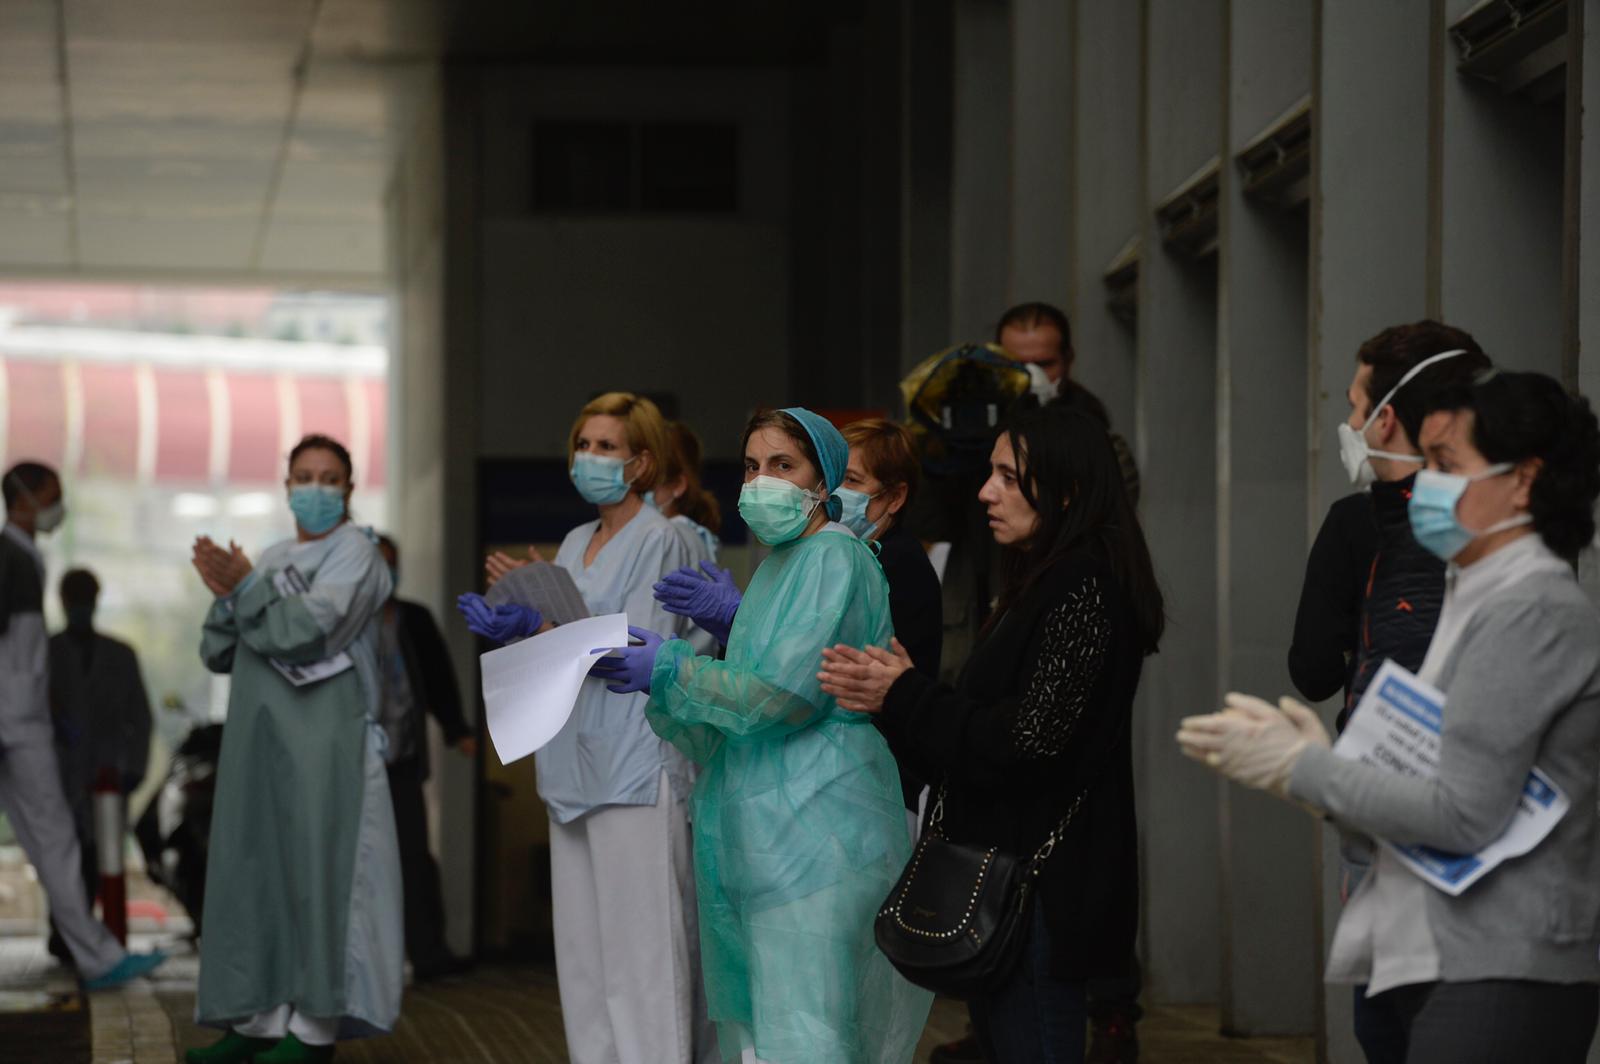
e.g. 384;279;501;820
289;485;347;535
738;475;822;546
570;452;637;506
1408;464;1531;561
836;487;881;541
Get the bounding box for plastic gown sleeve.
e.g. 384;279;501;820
645;540;863;760
199;532;392;673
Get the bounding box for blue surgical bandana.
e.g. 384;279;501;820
289;485;347;535
779;407;849;520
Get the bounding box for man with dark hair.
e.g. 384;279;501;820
995;300;1075;387
374;535;475;981
1288;320;1491;1062
1;462;164;987
47;567;153;962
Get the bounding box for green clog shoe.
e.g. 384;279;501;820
252;1033;336;1063
183;1031;275;1064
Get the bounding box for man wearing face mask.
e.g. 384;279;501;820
47;568;152;962
1287;321;1489;1063
0;463;165;989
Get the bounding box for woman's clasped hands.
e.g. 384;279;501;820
817;638;914;714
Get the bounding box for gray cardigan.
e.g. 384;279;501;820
1291;567;1600;986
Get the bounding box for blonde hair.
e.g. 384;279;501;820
567;392;669;494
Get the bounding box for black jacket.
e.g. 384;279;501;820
877;545;1143;979
1342;476;1445;729
1288;492;1378;703
390;598;470;778
874;522;944;808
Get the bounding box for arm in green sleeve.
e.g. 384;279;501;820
646;536;868;744
200;596;241;674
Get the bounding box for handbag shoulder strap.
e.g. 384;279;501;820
927;712;1129;875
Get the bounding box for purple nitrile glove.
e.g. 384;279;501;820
653;561;741;646
588;626;665;695
456;593;543;645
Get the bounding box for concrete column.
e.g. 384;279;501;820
900;0;954;371
1309;1;1437;1058
949;0;1012;343
1574;0;1600;610
1437;0;1565;375
1067;0;1140;434
1216;0;1317;1037
1137;0;1224;1006
1009;0;1072;304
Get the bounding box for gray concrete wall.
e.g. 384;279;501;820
1438;0;1565;376
1067;0;1141;434
950;0;1014;343
1009;0;1073;306
1216;0;1317;1036
474;67;795;460
1137;0;1224;1006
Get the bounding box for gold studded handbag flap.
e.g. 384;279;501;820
874;831;1035;998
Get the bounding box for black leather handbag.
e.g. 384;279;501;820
873;784;1087;999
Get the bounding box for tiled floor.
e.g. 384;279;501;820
2;929;1316;1063
157;960;1315;1064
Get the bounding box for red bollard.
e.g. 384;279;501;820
93;766;127;945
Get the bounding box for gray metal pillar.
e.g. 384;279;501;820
1216;0;1318;1037
1137;0;1224;1006
1309;1;1437;1058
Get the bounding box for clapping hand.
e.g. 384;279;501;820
192;536;253;597
485;545;545;588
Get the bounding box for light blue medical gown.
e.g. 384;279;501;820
538;505;692;823
647;526;934;1063
196;523;402;1037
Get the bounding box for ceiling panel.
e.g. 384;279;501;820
76;215;257;270
0;208;72;269
257;220;384;276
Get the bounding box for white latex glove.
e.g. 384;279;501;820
1176;692;1328;798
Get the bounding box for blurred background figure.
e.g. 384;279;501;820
374;534;475;982
2;462;164;989
46;567;153;963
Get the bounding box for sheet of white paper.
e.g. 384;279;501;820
479;612;630;765
1333;659;1570;896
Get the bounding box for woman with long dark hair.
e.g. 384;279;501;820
819;404;1164;1063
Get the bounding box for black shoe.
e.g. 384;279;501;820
1086;1013;1139;1064
412;952;473;983
929;1034;988;1064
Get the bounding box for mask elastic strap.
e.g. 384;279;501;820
1362;348;1469;432
1365;449;1425;465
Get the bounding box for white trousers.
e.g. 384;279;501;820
550;771;698;1064
236;1006;339;1045
0;735;123;977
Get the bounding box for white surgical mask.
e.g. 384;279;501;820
1023;363;1060;405
1338;349;1468;487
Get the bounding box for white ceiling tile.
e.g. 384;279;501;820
77;215;256;269
258;220;384;275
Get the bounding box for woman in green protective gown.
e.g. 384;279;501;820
595;408;934;1063
185;435;402;1064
